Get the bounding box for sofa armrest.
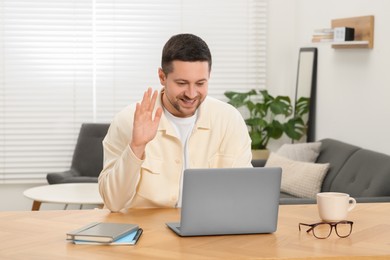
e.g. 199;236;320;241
279;197;316;205
279;196;390;205
47;168;98;184
56;176;98;183
47;169;98;184
46;169;77;184
355;196;390;203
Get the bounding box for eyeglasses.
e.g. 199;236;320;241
299;221;353;239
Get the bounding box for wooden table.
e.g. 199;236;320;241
0;203;389;259
23;183;104;210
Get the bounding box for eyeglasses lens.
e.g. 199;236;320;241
335;222;352;237
313;223;332;238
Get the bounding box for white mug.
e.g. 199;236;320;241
316;192;356;222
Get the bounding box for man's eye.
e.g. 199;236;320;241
177;82;186;86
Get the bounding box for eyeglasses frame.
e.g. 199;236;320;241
299;220;354;239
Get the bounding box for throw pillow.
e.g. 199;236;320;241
265;152;330;198
276;142;322;162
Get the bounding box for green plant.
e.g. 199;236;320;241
224;89;308;150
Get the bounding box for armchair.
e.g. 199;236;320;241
46;123;110;184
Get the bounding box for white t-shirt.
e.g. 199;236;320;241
163;108;198;207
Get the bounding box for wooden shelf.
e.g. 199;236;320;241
331;40;370;48
331;15;374;49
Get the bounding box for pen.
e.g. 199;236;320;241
132;228;143;245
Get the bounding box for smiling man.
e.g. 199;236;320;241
99;34;252;212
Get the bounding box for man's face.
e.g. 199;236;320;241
159;60;209;118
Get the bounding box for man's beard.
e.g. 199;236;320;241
162;88;202;116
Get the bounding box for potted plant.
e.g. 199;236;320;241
224;89;308;158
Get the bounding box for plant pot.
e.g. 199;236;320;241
251;149;270;160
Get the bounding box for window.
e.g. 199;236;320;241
0;0;267;183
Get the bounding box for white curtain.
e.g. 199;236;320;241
0;0;268;183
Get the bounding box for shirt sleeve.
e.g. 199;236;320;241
223;106;253;167
98;106;142;212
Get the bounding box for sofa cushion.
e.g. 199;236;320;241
329;149;390;197
316;139;360;192
265;152;330;198
277;142;322;162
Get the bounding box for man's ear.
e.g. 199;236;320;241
158;68;166;86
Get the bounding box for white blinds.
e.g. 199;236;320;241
0;1;94;183
0;0;267;184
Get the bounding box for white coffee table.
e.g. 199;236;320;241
23;183;104;211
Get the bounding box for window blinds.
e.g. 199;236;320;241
0;1;94;183
0;0;267;183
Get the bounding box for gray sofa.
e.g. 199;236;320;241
252;138;390;204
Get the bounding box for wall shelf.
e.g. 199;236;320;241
331;40;370;48
331;15;374;49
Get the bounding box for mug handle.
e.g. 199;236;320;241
348;197;357;211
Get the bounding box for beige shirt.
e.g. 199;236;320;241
98;91;252;212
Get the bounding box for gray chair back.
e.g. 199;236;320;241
71;123;110;177
46;123;110;184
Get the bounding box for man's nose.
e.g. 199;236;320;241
185;85;197;98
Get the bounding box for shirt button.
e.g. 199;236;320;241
175;159;180;164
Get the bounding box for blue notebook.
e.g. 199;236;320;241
67;222;139;243
73;228;143;245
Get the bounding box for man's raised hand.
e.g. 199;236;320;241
130;88;163;159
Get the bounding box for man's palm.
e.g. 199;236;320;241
131;88;162;156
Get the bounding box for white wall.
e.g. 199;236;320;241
268;0;390;155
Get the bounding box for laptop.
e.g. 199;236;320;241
166;167;282;236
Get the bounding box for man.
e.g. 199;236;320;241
99;33;252;212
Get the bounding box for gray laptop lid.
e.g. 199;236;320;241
166;167;282;236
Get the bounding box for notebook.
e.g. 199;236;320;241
166;167;282;236
67;222;139;243
72;228;143;245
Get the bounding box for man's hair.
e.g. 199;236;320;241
161;33;212;75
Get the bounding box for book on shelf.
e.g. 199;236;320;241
73;228;143;246
313;28;334;34
66;222;139;243
312;32;334;43
313;33;334;39
312;32;334;37
311;38;334;43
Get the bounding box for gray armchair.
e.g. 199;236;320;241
46;123;110;184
